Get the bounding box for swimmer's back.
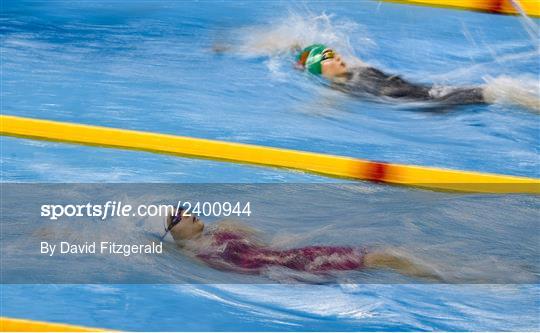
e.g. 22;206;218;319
196;229;365;273
338;66;485;105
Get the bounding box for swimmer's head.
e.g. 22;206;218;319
296;44;326;74
296;44;348;79
166;207;205;241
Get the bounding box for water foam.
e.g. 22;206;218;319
482;75;540;112
231;11;373;67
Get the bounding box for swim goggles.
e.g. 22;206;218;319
160;207;186;240
321;49;335;61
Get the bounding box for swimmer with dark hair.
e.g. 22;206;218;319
163;207;441;281
296;44;491;106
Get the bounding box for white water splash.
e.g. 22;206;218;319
509;0;540;44
482;75;540;112
230;11;374;67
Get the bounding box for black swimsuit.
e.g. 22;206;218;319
335;67;485;105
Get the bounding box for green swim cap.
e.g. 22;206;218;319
296;44;327;75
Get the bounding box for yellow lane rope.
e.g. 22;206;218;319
1;115;539;193
0;317;106;332
383;0;540;17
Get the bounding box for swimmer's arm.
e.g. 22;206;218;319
212;43;302;55
364;252;443;282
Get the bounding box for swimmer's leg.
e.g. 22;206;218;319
431;87;486;105
364;251;443;281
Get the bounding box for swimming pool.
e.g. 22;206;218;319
1;0;539;331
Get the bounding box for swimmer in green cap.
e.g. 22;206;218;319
297;44;488;106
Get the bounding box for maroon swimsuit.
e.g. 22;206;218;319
197;230;366;273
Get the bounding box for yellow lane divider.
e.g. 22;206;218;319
0;317;105;332
1;115;539;193
383;0;540;17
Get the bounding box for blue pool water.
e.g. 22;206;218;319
1;0;539;331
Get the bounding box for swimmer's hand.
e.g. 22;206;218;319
212;43;231;54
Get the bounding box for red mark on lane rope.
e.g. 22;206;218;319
364;161;390;182
488;0;505;14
